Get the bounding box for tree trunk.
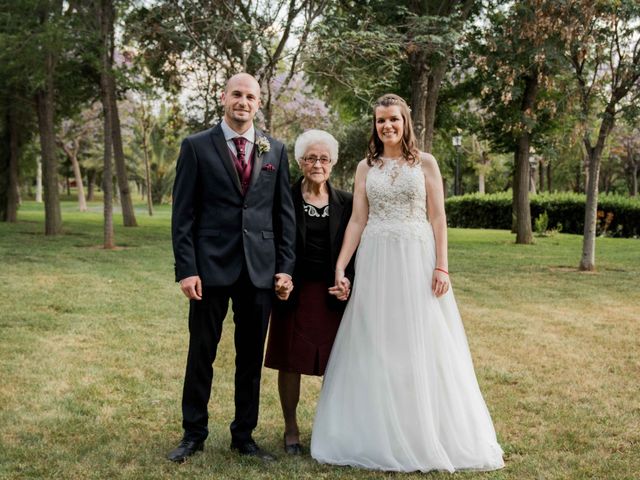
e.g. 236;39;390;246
62;142;87;212
109;78;137;225
142;136;153;216
478;173;485;194
87;169;95;201
36;158;43;202
71;155;87;211
529;161;537;194
580;148;600;271
104;3;137;227
0;114;8;221
547;160;552;191
113;176;119;202
513;139;532;244
580;111;614;271
406;0;473;152
583;155;590;194
409;56;447;153
423;61;447;153
513;74;537;244
100;0;115;248
7;106;20;222
263;79;273;133
409;56;429;151
631;161;638;197
35;51;62;235
102;106;115;249
538;158;544;192
140;103;153;216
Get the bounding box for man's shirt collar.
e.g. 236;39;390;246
221;119;255;144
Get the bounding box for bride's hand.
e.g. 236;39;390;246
431;268;450;297
329;268;351;301
329;276;351;301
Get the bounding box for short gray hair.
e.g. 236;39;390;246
294;129;339;167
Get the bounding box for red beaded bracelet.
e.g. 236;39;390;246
435;267;449;275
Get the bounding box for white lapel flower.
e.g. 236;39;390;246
256;136;271;156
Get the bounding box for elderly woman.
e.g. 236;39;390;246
264;129;354;455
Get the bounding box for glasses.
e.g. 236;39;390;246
302;155;331;165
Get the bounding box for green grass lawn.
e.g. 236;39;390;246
1;201;639;480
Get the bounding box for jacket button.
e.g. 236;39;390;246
243;204;248;209
243;228;248;234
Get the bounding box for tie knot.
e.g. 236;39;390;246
233;136;247;153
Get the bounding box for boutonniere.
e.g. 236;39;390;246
262;163;276;172
256;136;271;156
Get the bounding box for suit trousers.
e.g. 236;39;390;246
181;268;272;444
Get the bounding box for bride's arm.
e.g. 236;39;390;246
334;160;370;282
421;153;450;297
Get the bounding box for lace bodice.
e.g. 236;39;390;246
363;159;431;241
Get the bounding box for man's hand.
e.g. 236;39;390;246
274;273;293;301
179;275;202;300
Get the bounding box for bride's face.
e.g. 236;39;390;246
375;105;404;147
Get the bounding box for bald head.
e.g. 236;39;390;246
225;73;261;95
221;73;262;133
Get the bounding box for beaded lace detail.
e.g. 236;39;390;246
363;159;432;242
303;202;329;218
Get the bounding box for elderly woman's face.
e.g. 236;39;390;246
301;143;333;186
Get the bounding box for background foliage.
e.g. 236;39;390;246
446;192;640;237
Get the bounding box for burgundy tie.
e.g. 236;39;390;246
232;136;251;194
233;136;248;164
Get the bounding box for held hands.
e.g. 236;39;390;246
180;275;202;300
431;267;450;297
329;269;351;301
274;273;294;301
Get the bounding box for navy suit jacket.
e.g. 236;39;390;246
171;123;296;289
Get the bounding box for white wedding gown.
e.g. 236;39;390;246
310;159;504;472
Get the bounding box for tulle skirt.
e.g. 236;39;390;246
310;225;504;472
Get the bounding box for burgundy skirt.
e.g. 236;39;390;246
265;280;343;376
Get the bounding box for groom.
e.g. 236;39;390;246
168;73;296;463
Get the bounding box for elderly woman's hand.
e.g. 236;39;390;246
329;269;351;301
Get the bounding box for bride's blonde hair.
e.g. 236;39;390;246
366;94;420;166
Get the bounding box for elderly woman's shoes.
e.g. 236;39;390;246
283;433;304;455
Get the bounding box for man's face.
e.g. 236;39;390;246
221;75;261;131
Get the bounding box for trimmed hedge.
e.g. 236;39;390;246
445;192;640;238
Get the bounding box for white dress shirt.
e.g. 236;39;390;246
221;119;255;162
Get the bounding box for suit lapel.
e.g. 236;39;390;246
293;179;306;249
210;124;242;195
249;128;265;190
328;181;344;262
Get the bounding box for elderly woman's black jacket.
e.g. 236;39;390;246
278;177;355;310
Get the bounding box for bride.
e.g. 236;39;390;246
310;94;505;472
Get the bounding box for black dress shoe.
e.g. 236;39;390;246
230;440;277;461
283;433;304;455
167;439;204;463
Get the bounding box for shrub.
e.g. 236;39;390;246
445;193;513;230
534;211;549;236
445;192;640;238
